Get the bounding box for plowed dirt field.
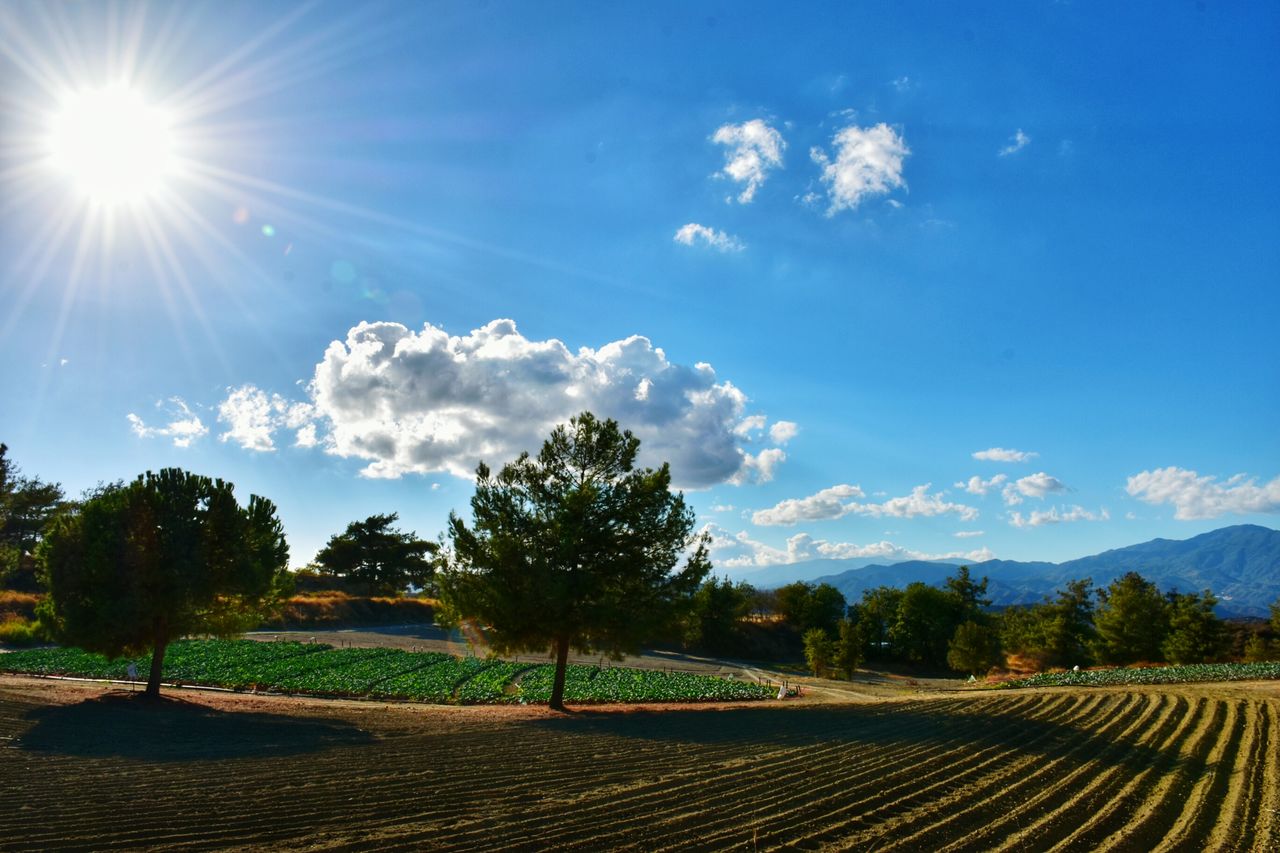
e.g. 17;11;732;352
1;676;1276;851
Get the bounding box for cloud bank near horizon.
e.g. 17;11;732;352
702;522;994;568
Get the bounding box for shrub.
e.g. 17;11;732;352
803;627;834;677
947;620;1002;676
0;615;41;646
1243;635;1279;663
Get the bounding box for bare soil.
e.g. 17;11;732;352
1;675;1275;851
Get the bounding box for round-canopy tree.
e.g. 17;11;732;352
439;412;711;711
313;512;436;595
38;468;290;696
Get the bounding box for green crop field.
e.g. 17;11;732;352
999;661;1280;690
0;639;773;704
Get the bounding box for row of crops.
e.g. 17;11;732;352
0;639;775;704
999;660;1280;689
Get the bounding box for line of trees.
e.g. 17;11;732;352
0;444;68;592
680;566;1280;678
5;419;1279;705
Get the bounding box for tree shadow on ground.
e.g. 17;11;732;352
531;699;1186;774
17;692;375;761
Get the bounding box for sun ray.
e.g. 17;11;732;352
183;159;628;291
173;10;391;124
161;1;317;111
0;0;640;384
0;15;75;101
40;3;93;90
129;202;226;377
113;1;149;86
34;205;101;417
160;198;298;376
0;199;83;344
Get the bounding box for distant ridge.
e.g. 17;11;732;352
728;525;1280;618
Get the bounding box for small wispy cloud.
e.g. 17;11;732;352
769;421;798;444
712;119;785;203
1009;505;1108;528
127;397;208;448
999;129;1031;157
673;223;745;253
972;447;1038;463
810;122;909;215
730;447;787;485
1002;472;1068;506
955;474;1008;496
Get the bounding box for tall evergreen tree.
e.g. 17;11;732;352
1093;572;1169;664
439;412;709;711
1162;590;1227;664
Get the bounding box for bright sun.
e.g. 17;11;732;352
47;85;176;205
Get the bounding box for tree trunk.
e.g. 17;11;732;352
549;636;570;712
145;638;167;698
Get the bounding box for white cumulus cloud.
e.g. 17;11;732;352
217;319;791;488
734;415;767;437
712;119;785;203
809;122;909;215
972;447;1038;463
769;421;798;444
731;448;787;485
673;223;745;253
1126;467;1280;520
751;484;866;526
218;386;315;452
1009;505;1109;528
955;474;1008;495
849;484;979;521
1001;472;1068;506
999;129;1031;157
953;530;985;538
127;397;208;448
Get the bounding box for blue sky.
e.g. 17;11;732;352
2;1;1277;579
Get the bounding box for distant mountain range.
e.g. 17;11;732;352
725;525;1280;618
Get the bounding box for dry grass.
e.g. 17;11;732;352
0;591;40;621
260;593;434;629
0;615;40;646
